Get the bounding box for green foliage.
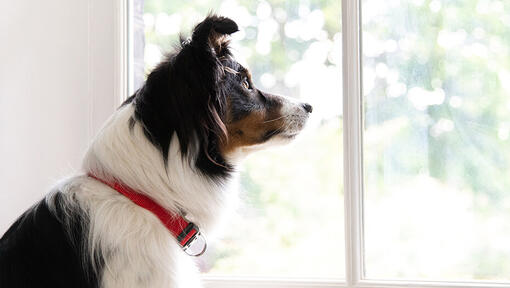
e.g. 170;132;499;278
363;0;510;280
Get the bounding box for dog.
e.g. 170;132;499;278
0;15;312;288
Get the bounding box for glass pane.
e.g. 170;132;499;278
142;0;344;278
362;0;510;281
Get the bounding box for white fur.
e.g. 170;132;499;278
44;94;308;287
225;136;293;162
278;95;309;136
50;104;238;288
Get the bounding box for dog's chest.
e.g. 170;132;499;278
77;190;204;288
99;219;202;288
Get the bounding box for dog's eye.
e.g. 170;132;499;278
241;77;251;90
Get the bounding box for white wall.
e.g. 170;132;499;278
0;0;124;234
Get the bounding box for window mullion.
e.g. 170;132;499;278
342;0;364;287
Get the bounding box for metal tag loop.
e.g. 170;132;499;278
183;232;207;257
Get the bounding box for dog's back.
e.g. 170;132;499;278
0;192;99;288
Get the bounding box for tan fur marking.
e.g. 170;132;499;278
221;109;285;155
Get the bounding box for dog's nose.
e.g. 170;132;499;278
302;103;313;113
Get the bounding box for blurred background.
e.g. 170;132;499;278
362;0;510;281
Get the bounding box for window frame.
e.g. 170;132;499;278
89;0;129;134
344;1;510;288
119;0;510;287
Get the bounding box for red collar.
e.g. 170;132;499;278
88;174;206;256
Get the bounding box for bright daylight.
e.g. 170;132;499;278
0;0;509;288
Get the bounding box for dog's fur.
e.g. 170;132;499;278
0;15;311;288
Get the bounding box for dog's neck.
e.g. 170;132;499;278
82;104;238;235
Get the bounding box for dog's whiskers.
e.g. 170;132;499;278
263;114;291;123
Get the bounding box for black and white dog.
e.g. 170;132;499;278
0;15;311;288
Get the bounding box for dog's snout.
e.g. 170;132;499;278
302;103;313;113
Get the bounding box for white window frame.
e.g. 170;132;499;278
89;0;129;134
114;0;510;287
343;1;510;288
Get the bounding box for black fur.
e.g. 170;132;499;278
128;15;238;179
223;64;281;123
0;192;102;288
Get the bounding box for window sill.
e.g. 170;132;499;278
203;276;346;288
203;276;510;288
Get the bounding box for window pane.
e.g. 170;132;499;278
362;0;510;281
142;0;344;278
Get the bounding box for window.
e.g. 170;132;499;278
128;0;510;287
136;0;344;281
362;0;510;282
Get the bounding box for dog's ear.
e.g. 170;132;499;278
134;15;238;176
141;15;236;175
190;15;238;56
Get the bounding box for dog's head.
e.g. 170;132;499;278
131;15;312;178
